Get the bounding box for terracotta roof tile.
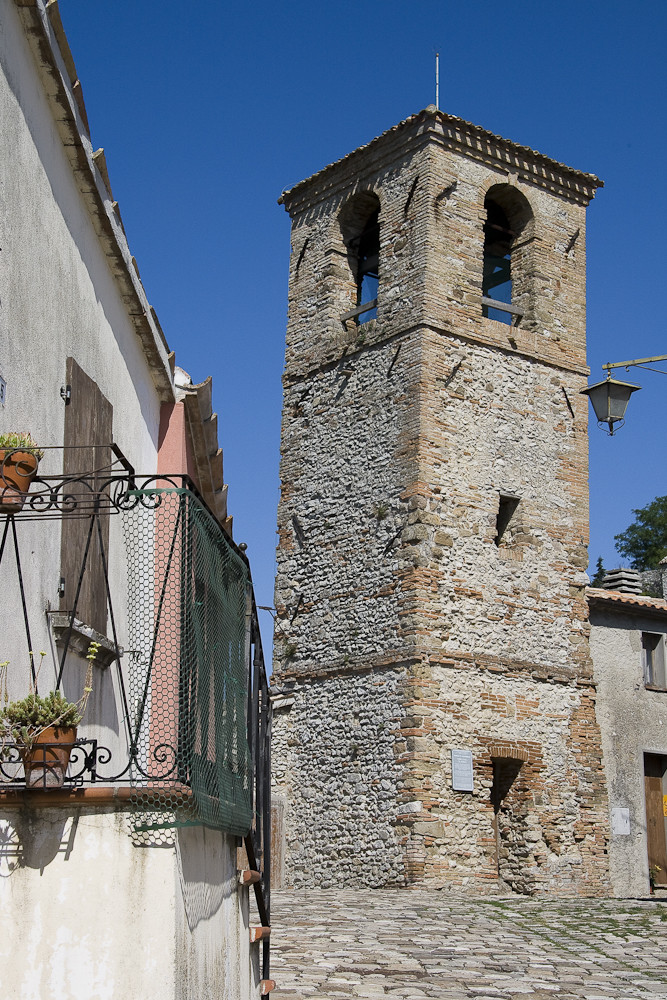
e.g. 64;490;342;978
587;587;667;613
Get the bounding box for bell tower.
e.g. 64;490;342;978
272;107;609;894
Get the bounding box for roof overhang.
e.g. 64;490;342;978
14;0;175;402
587;586;667;622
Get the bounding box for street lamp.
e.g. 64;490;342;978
582;373;641;435
582;354;667;435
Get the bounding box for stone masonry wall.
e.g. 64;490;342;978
395;660;608;895
273;109;608;894
410;330;591;673
274;330;420;674
421;132;590;373
272;667;407;887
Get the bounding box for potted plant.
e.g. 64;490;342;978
0;432;44;512
0;644;97;788
2;690;83;788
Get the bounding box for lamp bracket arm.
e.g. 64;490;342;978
603;354;667;372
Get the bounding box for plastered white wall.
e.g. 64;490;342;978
0;807;256;1000
0;807;175;999
0;0;168;700
0;12;258;997
175;824;257;1000
591;607;667;896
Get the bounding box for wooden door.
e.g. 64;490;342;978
644;753;667;885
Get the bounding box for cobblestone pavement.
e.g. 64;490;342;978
270;889;667;999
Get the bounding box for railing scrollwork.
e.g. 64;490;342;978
1;452;272;982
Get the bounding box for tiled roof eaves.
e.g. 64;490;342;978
279;106;603;209
587;587;667;618
182;376;232;535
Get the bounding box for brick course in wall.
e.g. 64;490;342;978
272;107;610;895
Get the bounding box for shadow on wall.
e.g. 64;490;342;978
176;824;234;932
0;811;78;875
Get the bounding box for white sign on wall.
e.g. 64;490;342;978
451;749;474;791
611;807;631;836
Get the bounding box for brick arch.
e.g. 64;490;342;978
476;173;532;211
488;743;530;762
478;181;537;328
338;189;381;246
477;738;546;893
478;737;543;769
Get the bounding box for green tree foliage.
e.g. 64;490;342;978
591;556;606;587
614;496;667;571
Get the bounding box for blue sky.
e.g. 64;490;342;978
58;0;666;652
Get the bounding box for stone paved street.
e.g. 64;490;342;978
270;889;667;999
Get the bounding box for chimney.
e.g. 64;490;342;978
601;568;642;594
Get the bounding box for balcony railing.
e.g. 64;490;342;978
0;457;272;979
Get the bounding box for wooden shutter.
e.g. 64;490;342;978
59;358;113;634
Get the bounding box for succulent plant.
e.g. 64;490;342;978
0;432;44;460
1;691;82;748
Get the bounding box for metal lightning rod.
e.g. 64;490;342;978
435;52;440;110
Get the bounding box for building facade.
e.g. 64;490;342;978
272;107;609;894
0;2;271;996
590;584;667;897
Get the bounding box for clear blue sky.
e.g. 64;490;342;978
58;0;666;655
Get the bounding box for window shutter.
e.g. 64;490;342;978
59;358;113;634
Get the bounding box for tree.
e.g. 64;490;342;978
591;556;606;587
614;496;667;571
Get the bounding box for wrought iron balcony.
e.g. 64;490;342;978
0;451;272;977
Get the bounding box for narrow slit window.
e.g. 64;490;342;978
351;209;379;322
483;201;514;322
339;192;381;326
643;632;667;689
495;492;520;546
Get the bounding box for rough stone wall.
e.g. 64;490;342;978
272;667;408;887
273;108;609;895
395;660;608;895
398;330;591;673
274;331;420;673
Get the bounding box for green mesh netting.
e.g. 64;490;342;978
121;488;252;835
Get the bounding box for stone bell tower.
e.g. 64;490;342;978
271;107;609;895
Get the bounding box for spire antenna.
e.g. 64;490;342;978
435;51;440;110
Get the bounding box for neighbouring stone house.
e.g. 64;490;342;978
589;572;667;897
0;2;272;996
271;106;610;895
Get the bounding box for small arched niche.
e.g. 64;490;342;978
482;184;534;326
339;191;381;324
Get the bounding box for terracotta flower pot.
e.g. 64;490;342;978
21;725;78;789
0;449;40;513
